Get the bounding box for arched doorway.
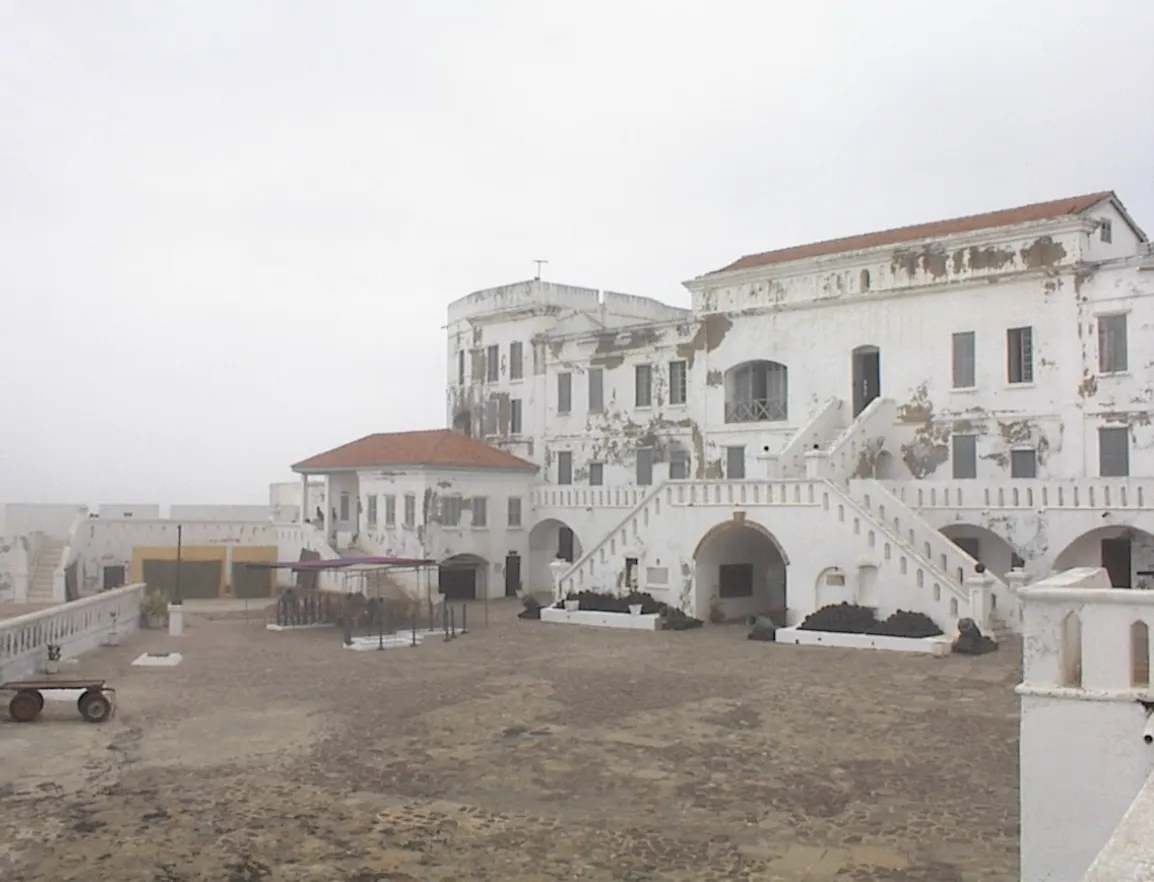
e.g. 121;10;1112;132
528;519;584;598
1054;526;1154;589
941;524;1024;579
439;553;488;600
852;344;880;416
693;518;788;623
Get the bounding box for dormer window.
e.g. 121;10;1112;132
1100;219;1113;243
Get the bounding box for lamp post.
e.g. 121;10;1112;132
169;523;185;636
549;554;568;604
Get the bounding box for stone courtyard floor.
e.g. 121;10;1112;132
0;602;1021;881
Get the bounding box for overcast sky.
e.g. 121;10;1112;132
1;0;1152;511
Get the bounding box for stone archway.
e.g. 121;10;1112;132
1054;526;1154;589
941;524;1023;579
693;518;788;623
527;518;584;598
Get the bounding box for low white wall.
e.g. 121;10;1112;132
169;505;273;522
0;535;35;602
1018;567;1154;882
0;583;145;682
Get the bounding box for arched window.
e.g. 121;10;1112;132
860;269;871;291
724;361;788;423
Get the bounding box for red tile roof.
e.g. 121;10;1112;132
706;191;1117;276
292;430;537;473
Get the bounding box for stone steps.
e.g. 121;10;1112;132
27;540;66;603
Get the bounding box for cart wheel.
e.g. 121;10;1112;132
25;689;45;711
78;690;112;723
8;691;41;723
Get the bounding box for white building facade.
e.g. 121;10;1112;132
444;191;1154;627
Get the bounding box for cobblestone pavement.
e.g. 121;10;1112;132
0;606;1021;881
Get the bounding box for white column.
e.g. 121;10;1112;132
299;473;308;525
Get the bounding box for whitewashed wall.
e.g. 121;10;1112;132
1018;569;1154;881
169;505;274;522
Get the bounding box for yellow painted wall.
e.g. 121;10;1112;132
131;545;280;597
132;546;226;594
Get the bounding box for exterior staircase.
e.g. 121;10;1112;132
27;539;66;603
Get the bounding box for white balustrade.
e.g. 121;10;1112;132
854;479;1008;609
0;583;146;682
532;486;648;511
880;479;1153;511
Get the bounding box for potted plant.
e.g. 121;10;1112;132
45;643;62;674
625;590;646;616
563;592;580;612
141;588;170;629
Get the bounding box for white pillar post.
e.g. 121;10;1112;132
299;472;308;525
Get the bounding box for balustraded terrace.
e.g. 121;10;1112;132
0;583;145;682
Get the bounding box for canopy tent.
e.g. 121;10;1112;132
244;556;436;570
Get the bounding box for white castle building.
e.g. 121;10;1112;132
269;189;1154;637
5;190;1151;637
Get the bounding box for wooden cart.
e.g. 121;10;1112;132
2;679;116;723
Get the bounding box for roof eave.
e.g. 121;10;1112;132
686;215;1093;288
292;462;538;475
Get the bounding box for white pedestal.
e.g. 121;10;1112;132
168;603;185;636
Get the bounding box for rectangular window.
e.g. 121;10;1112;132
719;562;754;598
669;449;690;480
557;372;572;414
457;350;465;384
589;462;604;486
557;451;573;485
1007;327;1034;384
588;368;604;413
1100;219;1113;243
510;398;523;434
471;497;487;528
441;496;462;527
1010;449;1037;479
486;344;499;382
339;492;350;521
1098;314;1128;374
952;331;976;389
669;360;687;405
509;341;524;380
952;434;977;479
384;494;396;526
483;398;499;436
366;495;378;527
403;494;415;527
635;364;653;408
636;448;653;485
507;496;522;528
726;446;745;479
1099;427;1130;477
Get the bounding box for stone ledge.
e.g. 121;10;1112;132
540;607;660;631
775;625;951;656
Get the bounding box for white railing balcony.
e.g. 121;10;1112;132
0;583;146;682
532;486;649;510
725;398;787;423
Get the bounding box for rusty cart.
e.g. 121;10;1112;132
2;679;116;723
